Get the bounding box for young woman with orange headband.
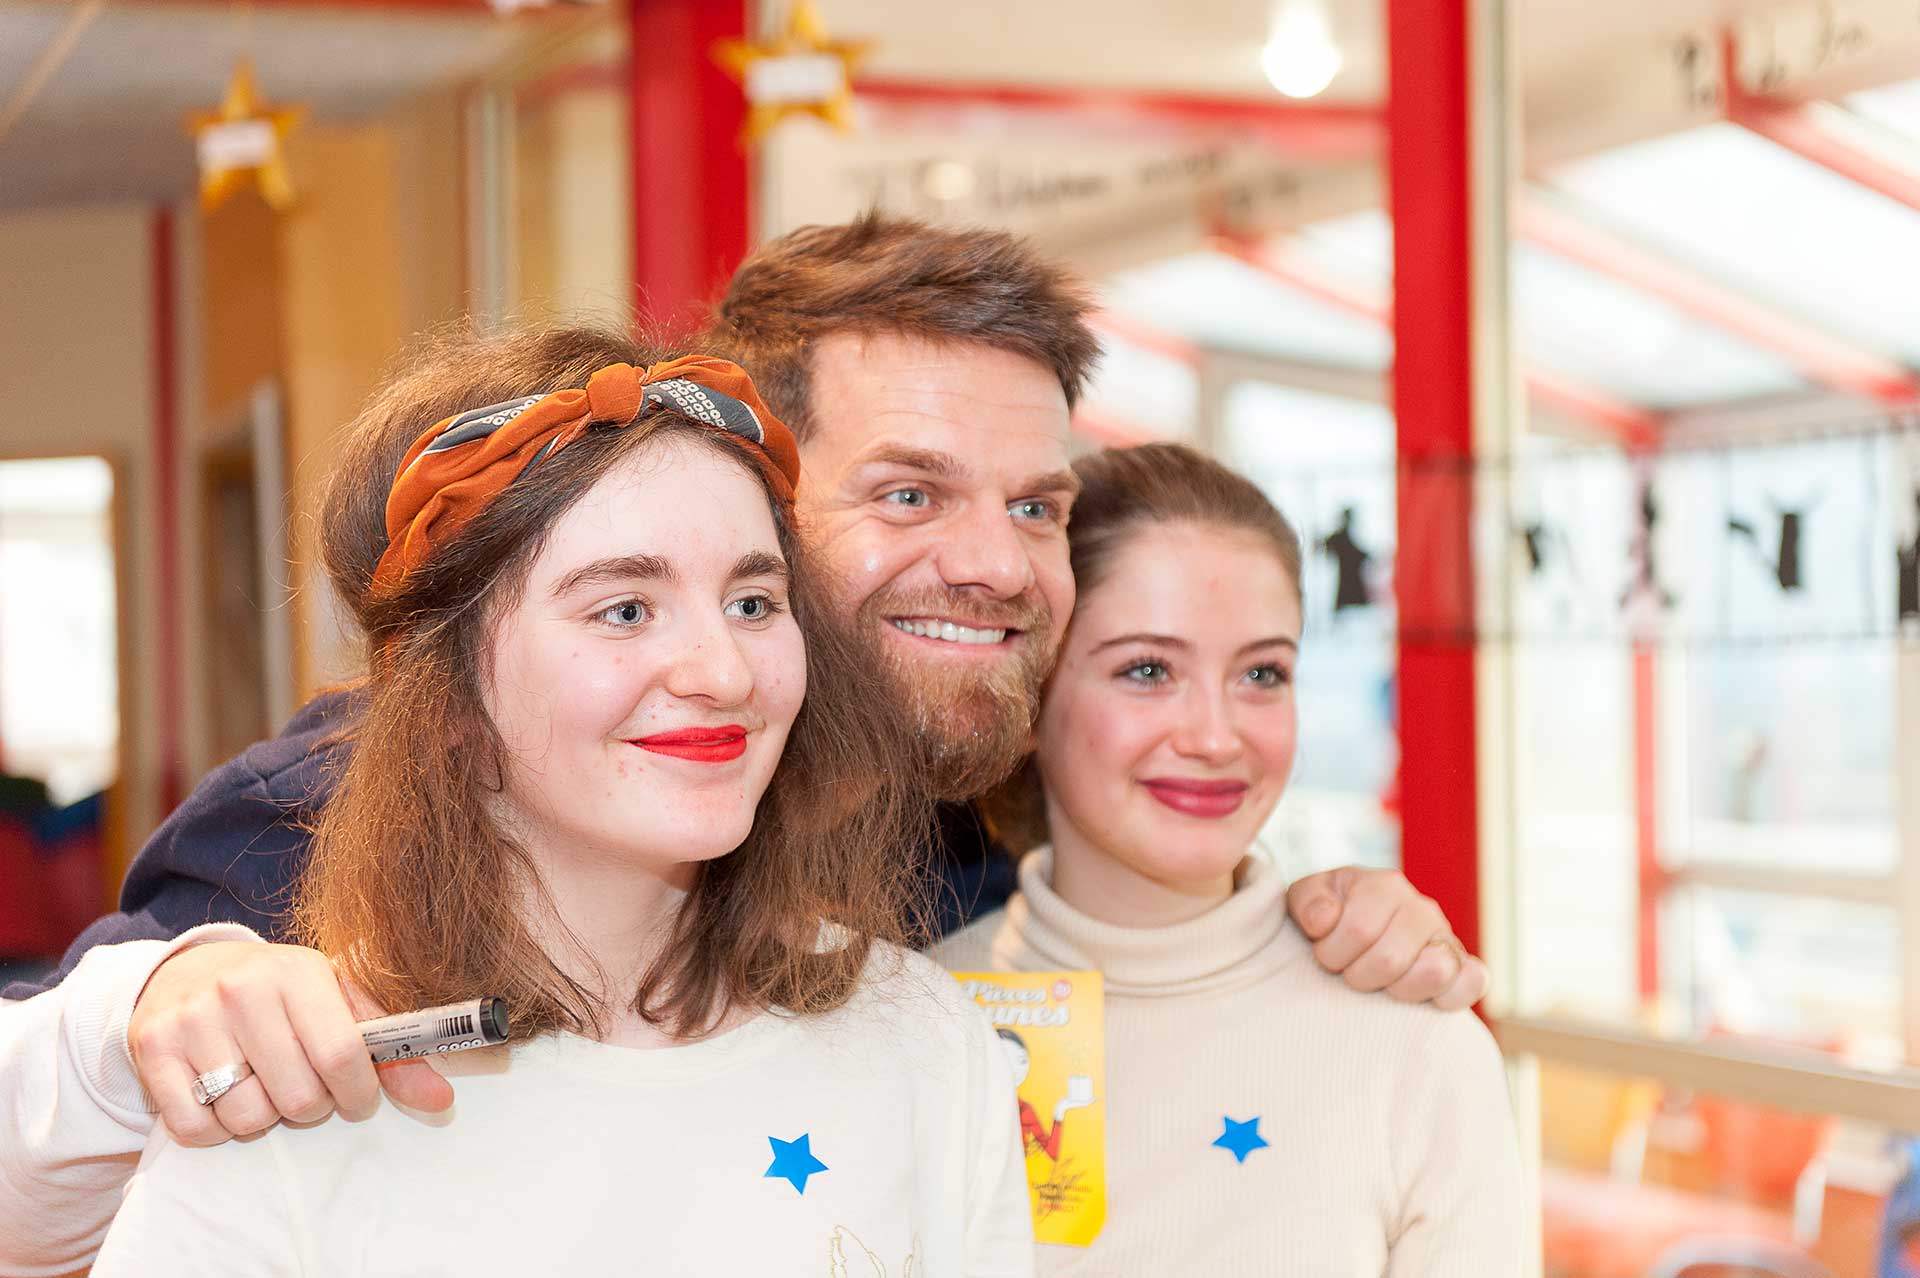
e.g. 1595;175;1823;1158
89;325;1031;1275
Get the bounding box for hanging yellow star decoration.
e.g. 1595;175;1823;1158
711;1;873;145
184;58;306;212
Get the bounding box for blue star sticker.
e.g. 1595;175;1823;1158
1212;1116;1269;1164
764;1133;829;1194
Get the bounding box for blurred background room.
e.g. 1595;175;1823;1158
3;0;1920;1271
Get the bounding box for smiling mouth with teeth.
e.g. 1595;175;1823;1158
889;618;1011;646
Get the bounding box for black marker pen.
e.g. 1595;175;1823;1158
358;997;511;1064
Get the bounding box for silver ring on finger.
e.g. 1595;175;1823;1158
190;1061;254;1106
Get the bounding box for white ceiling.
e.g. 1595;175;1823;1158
810;0;1812;106
0;1;548;208
7;0;1919;424
0;0;1842;213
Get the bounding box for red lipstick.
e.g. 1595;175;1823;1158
1140;777;1248;819
629;725;748;763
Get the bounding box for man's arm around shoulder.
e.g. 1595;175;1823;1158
3;687;357;1003
0;692;353;1273
0;924;259;1275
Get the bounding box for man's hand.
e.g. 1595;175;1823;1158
1286;867;1488;1011
128;941;455;1147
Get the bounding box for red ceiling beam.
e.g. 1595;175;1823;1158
854;66;1918;419
1210;230;1664;445
853;77;1384;161
1527;368;1662;449
1730;97;1920;212
1519;192;1920;405
1722;33;1920;217
1211;230;1390;322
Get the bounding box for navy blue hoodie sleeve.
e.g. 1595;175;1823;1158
926;802;1017;941
2;691;361;1000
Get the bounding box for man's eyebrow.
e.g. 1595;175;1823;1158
851;444;968;481
551;553;676;597
731;551;788;582
1020;469;1081;498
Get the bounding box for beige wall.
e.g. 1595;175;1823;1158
201;197;286;427
513;83;632;327
0;86;472;883
0;203;158;877
278;90;470;694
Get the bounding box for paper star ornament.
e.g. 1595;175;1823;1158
185;58;306;212
711;1;872;144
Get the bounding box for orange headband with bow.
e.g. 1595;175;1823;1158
372;356;801;594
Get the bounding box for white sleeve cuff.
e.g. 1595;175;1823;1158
65;924;265;1118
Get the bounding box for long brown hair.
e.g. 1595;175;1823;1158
293;322;929;1040
982;442;1304;853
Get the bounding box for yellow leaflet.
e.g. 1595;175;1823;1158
953;970;1106;1247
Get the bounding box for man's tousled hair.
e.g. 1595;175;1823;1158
704;211;1102;440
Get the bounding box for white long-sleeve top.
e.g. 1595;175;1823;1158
0;923;260;1276
934;851;1526;1278
88;944;1034;1277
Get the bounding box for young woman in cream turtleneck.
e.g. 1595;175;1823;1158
936;443;1523;1277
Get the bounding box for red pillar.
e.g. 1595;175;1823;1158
1633;641;1662;999
1388;2;1481;955
628;0;752;337
151;208;185;813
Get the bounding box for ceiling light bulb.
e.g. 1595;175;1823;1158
1261;2;1343;99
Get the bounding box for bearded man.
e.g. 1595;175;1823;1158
0;214;1482;1274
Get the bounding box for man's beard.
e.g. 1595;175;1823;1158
857;586;1056;802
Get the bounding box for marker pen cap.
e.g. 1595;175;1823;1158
477;997;510;1043
359;997;512;1064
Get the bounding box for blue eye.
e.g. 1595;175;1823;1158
1245;664;1292;687
726;594;784;624
1120;660;1169;685
1010;499;1056;522
598;599;649;627
884;489;930;508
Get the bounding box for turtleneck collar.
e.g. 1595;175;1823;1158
1001;847;1298;997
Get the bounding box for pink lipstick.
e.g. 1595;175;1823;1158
1140;777;1248;819
629;725;748;763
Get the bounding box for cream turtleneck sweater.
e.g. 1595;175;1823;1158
934;849;1523;1277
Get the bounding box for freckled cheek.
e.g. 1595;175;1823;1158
747;637;808;739
542;650;661;745
483;642;541;755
